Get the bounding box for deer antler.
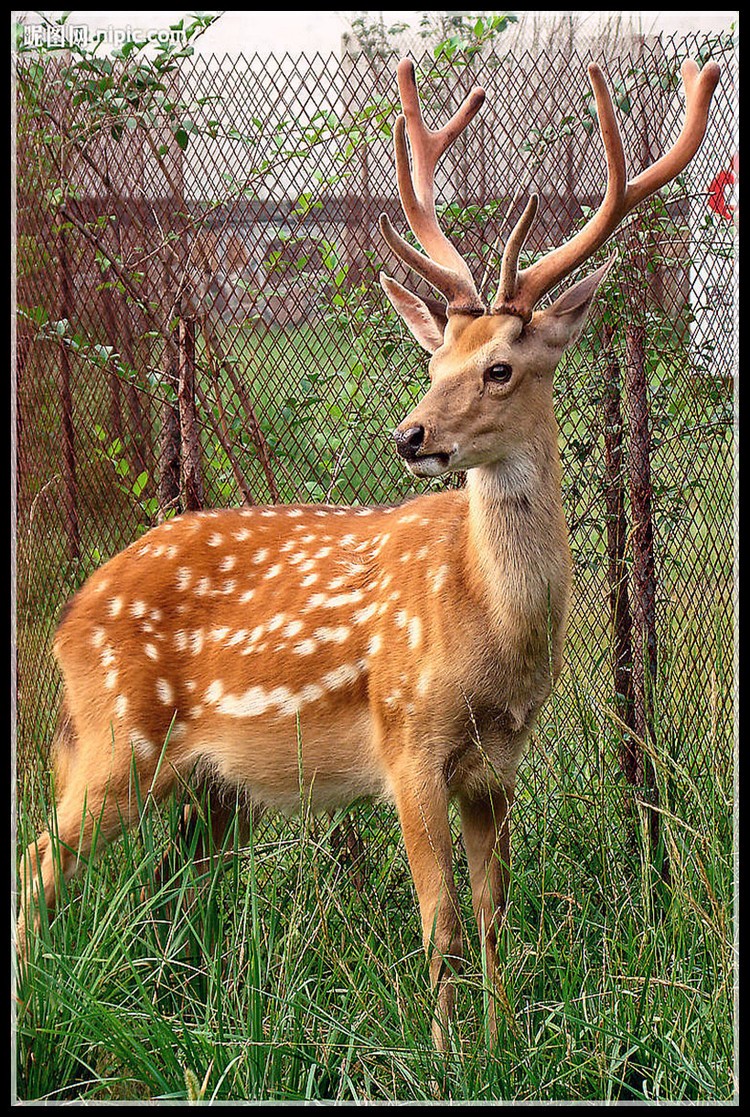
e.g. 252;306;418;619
379;58;487;316
492;59;721;322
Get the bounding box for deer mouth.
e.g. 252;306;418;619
406;450;453;477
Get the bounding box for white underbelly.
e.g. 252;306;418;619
184;703;391;813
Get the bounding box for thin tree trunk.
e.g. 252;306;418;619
56;225;80;560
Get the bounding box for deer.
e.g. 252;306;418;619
17;56;719;1050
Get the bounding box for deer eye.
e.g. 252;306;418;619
485;363;513;385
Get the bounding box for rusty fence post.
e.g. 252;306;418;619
601;323;638;798
624;309;668;883
178;315;205;512
158;333;182;520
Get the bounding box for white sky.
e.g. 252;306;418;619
16;10;739;55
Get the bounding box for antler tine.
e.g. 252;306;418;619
381;58;486;314
494;59;721;321
492;63;628;320
624;59;721;210
494;193;540;308
378;213;481;310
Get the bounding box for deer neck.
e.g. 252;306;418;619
464;431;572;661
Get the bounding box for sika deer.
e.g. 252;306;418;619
18;57;719;1049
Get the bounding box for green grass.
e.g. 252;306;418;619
14;606;735;1104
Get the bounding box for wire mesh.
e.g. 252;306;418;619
14;34;736;892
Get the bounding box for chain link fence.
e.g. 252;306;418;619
14;33;736;889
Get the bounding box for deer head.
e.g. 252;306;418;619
380;58;720;479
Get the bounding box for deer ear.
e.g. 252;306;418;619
532;252;617;351
380;274;447;353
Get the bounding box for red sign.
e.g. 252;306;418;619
707;153;738;222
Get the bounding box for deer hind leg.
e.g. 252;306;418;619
151;779;258;898
391;763;462;1051
458;782;514;1041
17;716;176;958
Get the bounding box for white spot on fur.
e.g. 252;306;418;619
145;643;159;661
130;732;156;760
156;678;174;705
293;638;317;656
131;600;147;618
265;564;282;580
313;625;351;644
109;597;123;618
217;684;307;720
114;694;128;719
321;662;363;691
353;602;377;626
221;555;237;572
306;593;328;610
326;590;364;609
433;565;448;593
205;679;224;704
176;568;192;591
253;549;269;564
208;533;224;547
408;617;422;649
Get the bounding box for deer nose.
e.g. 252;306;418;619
394;425;425;461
